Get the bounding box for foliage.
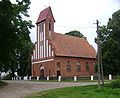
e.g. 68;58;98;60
17;41;33;77
2;73;12;80
110;75;120;89
99;9;120;75
24;85;120;98
0;0;34;76
94;62;98;73
110;79;120;89
65;30;86;39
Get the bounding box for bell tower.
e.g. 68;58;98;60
45;8;55;40
36;6;55;40
33;6;55;60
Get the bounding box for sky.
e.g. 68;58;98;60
12;0;120;50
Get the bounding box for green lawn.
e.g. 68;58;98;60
23;85;120;98
0;80;7;89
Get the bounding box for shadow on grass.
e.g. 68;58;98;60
0;80;8;89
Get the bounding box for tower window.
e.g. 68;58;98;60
49;22;51;31
39;23;44;33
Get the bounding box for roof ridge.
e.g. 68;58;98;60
36;6;54;24
54;32;85;40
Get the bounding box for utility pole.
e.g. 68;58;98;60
0;71;1;80
96;19;101;88
100;49;104;86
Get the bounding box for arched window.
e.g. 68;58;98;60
49;21;51;37
57;61;60;69
67;61;71;72
86;62;89;71
77;62;81;72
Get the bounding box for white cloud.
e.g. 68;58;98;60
27;0;120;50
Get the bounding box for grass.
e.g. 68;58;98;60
0;80;7;89
23;84;120;98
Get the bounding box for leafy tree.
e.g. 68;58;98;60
65;30;86;39
17;41;33;77
0;0;16;65
0;0;34;77
100;9;120;75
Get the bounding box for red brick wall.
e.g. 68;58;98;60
54;56;96;77
45;12;54;40
32;56;96;77
32;60;55;77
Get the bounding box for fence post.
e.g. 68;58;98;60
0;71;1;80
24;76;27;80
58;76;61;82
47;76;49;81
74;76;77;81
16;77;18;80
19;77;21;80
91;75;93;81
37;76;39;81
29;76;31;80
109;74;112;80
26;76;28;80
23;77;25;80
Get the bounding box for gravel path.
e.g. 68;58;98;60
0;80;97;98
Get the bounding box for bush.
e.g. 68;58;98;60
110;75;120;89
2;74;12;80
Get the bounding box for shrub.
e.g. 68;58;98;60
110;75;120;89
2;74;12;80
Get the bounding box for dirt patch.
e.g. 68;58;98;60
0;80;97;98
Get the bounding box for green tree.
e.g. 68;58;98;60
65;30;86;38
0;0;34;77
17;41;33;77
100;9;120;75
0;0;16;65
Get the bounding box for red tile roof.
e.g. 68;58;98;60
52;33;96;59
36;6;55;24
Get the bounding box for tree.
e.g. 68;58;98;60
17;41;33;77
100;9;120;75
65;30;86;38
0;0;34;77
0;0;16;65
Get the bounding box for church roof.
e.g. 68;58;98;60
52;33;96;59
36;6;55;24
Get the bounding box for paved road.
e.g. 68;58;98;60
0;80;97;98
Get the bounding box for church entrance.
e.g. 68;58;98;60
56;61;61;77
57;69;61;77
40;65;44;77
40;69;44;77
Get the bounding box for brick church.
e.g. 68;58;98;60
31;6;96;77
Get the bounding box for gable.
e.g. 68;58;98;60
36;6;55;24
